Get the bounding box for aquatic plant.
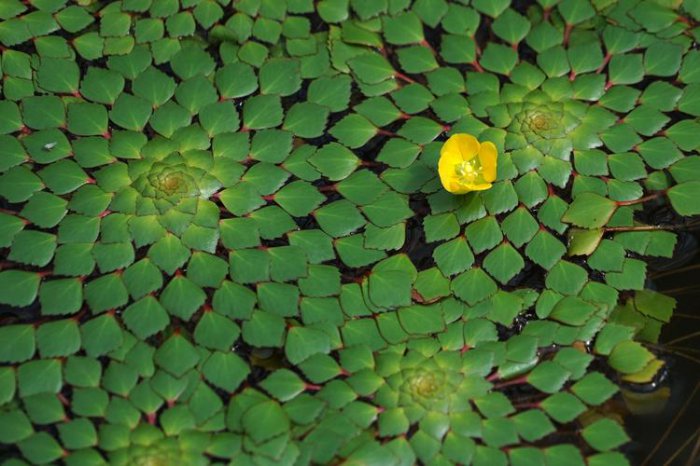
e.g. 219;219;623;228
0;0;699;464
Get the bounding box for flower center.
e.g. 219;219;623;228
454;160;484;184
414;374;439;397
531;113;550;130
162;174;182;193
405;370;446;401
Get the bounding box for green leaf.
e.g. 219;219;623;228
84;273;128;313
644;41;683;77
286;325;332;364
9;230;56;267
80;67;125;104
314;200;365;236
274;181;324;217
0;270;40;307
259;58;301;96
160;275;206;320
629;0;678;33
525;231;566;270
299;264;341;297
383;11;424;45
549;296;597;325
368;269;412;309
377;138;421;168
36;319;80;358
471;0;509;17
202;351;249;392
608;341;654;374
483;243;525;285
562;193;617;228
242;400;290;443
492;9;530;45
0;325;35;363
155;334;200;377
122;259;164;300
398;46;438;74
243;94;284;130
283;102;329;138
608;54;644;85
18;359;62;396
587;453;630;466
423;213;460;243
132;66;177;106
216;62;259;98
199;101;240;136
558;0;594;24
637;137;682;169
57;418;97;450
433;237;474;276
36;58;79;93
545;261;588;296
220;218;260;249
230;248;270;284
337;169;387;205
80;314;123;357
308;75;352;112
452;267;497;305
330;114;377;148
480;43;518;75
362;191;413;228
242;309;285;348
18;432;64;464
260;369;306;401
123;296;170;339
540;392;587;423
581;418;630;451
109;93;153;131
21;96;65;130
309;142;360;180
527;361;570;393
38;160;89;194
348;52;395;84
668;182;700;216
148;234;191;274
571;372;618;406
465;216;503;254
398;304;445;334
634;290;675;323
194;310;239;351
567;228;604;256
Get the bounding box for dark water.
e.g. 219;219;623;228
625;233;700;466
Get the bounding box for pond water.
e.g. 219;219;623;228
625;233;700;465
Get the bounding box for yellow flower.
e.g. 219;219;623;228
438;133;497;194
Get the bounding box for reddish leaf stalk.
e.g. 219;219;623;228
616;191;666;206
394;71;416;84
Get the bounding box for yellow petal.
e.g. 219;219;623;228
438;148;462;175
447;179;473;195
442;133;480;162
478;141;498;182
464;182;493;191
438;160;456;192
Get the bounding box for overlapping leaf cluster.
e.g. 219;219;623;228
0;0;699;465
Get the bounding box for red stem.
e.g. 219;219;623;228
616;191;665;206
394;72;415;84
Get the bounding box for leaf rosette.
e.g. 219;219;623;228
96;133;226;247
488;90;592;159
108;426;209;466
128;154;218;214
382;350;488;421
